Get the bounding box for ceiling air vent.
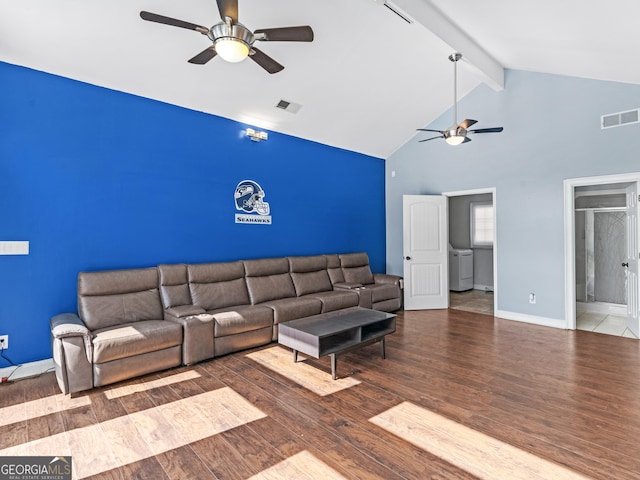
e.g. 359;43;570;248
275;99;302;114
601;108;639;129
373;0;413;24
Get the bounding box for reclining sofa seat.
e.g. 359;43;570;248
158;262;273;362
243;257;322;340
50;252;403;395
288;255;359;312
50;268;183;395
327;253;402;312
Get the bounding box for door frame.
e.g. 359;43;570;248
563;172;640;330
443;187;498;314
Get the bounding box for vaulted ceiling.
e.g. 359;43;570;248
1;0;639;158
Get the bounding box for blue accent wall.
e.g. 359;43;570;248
0;62;386;365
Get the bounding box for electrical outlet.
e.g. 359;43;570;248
529;293;536;304
0;335;8;350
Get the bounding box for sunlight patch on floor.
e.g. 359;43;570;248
104;370;201;399
248;450;347;480
0;387;265;479
0;392;90;427
246;346;360;396
370;402;590;480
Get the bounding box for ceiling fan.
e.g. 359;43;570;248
417;53;503;145
140;0;314;74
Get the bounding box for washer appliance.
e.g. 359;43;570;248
450;248;473;291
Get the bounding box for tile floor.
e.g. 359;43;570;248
450;289;494;316
576;311;638;338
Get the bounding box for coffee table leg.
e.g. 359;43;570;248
380;337;386;359
330;354;337;380
293;350;298;363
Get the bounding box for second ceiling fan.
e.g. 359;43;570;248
140;0;314;74
418;53;503;145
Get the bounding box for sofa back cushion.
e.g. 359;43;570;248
244;258;296;304
78;268;164;330
158;264;191;309
288;255;332;296
339;252;375;285
325;254;345;284
187;261;250;311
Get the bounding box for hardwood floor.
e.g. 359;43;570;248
450;289;494;315
2;309;640;479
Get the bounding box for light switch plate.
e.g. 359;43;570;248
0;241;29;255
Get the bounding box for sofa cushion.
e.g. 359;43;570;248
288;255;327;273
78;268;158;296
291;270;333;296
366;283;401;303
78;268;164;331
209;305;274;337
325;254;345;284
244;258;296;304
306;290;359;313
158;264;191;309
339;253;375;285
188;262;251;310
260;297;322;324
188;261;246;283
92;320;183;364
289;255;332;296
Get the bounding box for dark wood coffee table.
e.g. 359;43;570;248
277;307;396;380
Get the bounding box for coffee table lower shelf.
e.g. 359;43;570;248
277;307;397;380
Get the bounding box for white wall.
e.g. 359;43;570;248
386;69;640;325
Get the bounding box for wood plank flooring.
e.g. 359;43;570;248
2;309;640;479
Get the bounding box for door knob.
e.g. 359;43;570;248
405;256;411;260
622;262;629;267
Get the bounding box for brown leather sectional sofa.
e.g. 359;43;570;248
50;252;402;395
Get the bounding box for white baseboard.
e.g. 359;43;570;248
495;310;567;330
0;358;54;382
474;284;493;292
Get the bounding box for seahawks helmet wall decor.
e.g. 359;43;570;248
234;180;270;215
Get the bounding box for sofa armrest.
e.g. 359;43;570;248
50;313;93;362
165;313;215;365
373;274;403;289
165;305;206;318
333;282;364;290
50;313;94;395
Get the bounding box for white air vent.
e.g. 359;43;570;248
275;99;302;114
601;108;639;129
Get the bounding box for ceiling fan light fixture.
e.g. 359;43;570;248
445;134;466;146
211;21;254;63
444;127;466;146
214;37;250;62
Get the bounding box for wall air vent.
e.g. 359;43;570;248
601;108;639;129
275;99;302;114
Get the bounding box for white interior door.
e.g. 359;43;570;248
625;182;639;337
403;195;448;310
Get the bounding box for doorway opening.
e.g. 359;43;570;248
564;173;640;339
574;183;636;338
444;188;497;316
